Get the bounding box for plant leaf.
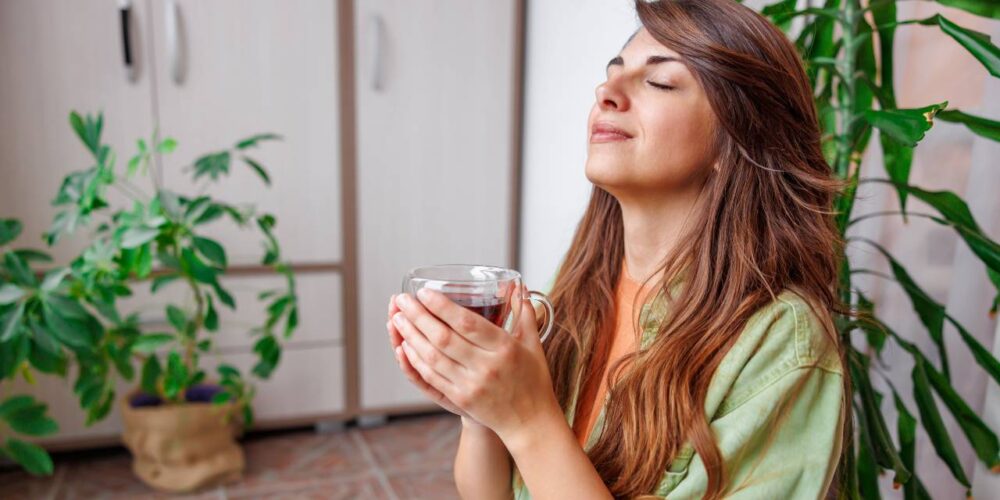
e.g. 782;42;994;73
0;219;23;246
4;438;53;476
193;236;227;268
235;133;282;150
242;156;272;185
938;109;1000;140
935;0;1000;19
120;226;159;249
140;356;162;396
911;359;971;487
0;284;26;305
864;101;947;147
132;333;174;354
0;301;25;342
915;14;1000;77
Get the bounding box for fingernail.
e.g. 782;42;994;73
396;294;409;307
417;288;431;302
393;312;405;326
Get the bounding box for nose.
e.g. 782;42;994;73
596;78;628;111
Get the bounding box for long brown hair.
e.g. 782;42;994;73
542;1;853;498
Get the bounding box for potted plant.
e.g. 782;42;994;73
41;111;299;492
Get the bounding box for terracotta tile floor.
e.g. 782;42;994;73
1;412;462;500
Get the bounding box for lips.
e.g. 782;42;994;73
591;121;633;140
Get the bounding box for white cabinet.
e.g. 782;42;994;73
0;0;523;447
0;0;350;446
353;0;521;411
150;0;344;265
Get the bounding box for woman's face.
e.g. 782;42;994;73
586;28;719;199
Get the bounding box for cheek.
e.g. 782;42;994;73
639;110;715;184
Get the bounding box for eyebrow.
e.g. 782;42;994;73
606;55;683;72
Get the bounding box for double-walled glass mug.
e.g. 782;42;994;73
401;264;555;343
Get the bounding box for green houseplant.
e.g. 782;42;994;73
0;218;90;476
1;110;299;489
749;0;1000;498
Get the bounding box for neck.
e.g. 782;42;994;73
617;183;706;284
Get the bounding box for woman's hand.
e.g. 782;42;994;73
390;287;562;443
386;293;471;420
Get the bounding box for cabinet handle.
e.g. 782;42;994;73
368;13;385;91
165;0;183;84
118;0;135;81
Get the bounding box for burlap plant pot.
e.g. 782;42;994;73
120;390;245;493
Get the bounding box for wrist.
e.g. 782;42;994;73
497;406;567;457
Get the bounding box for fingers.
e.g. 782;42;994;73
393;311;468;378
393;345;465;416
405;290;505;351
401;339;459;397
395;292;490;357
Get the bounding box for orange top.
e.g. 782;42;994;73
572;259;656;448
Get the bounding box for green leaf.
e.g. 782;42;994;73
0;219;23;246
252;335;280;379
0;283;26;305
204;294;219;332
217;363;240;380
922;357;1000;469
12;249;52;264
193;236;227;267
242;156;272;185
880;133;915;215
849;352;910;485
864;102;947;147
181;247;219;284
7;408;58;437
914;14;1000;77
4;438;53;476
211;391;233;404
5;252;37;286
937;109;1000;141
1;301;26;342
235;133;282;150
192;151;231;182
132;333;174;354
854;239;949;377
40;268;71;293
912;358;971;487
120;226;159;249
141;356;162;396
945;314;1000;388
213;281;236;310
151;274;180;293
42;304;91;350
284;305;298;338
0;395;36;419
935;0;1000;19
891;388;932;498
164;352;187;400
156;137;177;154
166;305;187;334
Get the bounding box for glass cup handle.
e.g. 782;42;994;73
525;290;555;343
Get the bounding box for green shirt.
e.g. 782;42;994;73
511;275;845;499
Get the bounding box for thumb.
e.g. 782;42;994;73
516;287;539;342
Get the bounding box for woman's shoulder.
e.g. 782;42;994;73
706;288;844;417
742;288;841;369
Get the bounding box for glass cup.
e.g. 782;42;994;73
401;264;554;343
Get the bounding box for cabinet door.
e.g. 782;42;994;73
355;0;520;410
149;0;343;266
0;0;158;265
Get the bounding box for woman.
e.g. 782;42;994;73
386;0;851;498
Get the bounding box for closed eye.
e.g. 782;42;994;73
648;81;675;90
